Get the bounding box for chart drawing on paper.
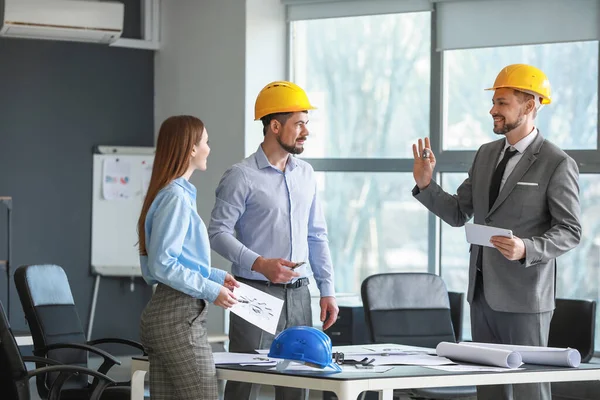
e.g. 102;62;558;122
230;282;284;335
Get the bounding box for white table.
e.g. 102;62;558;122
130;344;600;400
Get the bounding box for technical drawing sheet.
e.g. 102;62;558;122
230;282;284;335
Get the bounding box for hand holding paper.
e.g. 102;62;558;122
465;223;512;248
229;282;284;335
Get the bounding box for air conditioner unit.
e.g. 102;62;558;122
0;0;124;44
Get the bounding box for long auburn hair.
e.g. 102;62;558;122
137;115;205;255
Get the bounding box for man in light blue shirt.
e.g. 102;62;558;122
209;81;338;400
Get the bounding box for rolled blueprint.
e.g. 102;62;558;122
436;342;522;369
460;342;581;368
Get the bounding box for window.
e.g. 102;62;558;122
443;41;599;151
286;3;600;351
315;172;428;294
439;173;471;339
556;174;600;346
291;12;431;158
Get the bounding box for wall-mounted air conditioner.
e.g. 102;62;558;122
0;0;124;44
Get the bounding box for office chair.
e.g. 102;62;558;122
447;291;464;343
14;264;143;400
0;300;116;400
361;273;477;400
549;298;596;363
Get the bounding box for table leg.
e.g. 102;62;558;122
378;389;393;400
131;370;147;400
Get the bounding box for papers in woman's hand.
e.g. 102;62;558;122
229;282;283;335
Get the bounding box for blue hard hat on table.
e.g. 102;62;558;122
269;326;341;372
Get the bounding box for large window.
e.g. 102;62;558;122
291;12;431;158
287;2;600;350
315;173;428;294
444;41;598;151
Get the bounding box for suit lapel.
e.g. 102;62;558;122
487;132;544;215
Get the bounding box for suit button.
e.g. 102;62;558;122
485;218;491;223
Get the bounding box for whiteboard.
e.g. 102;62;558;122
91;146;155;276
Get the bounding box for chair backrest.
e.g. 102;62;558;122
14;264;89;396
0;300;30;399
361;273;456;348
548;298;596;363
448;291;464;342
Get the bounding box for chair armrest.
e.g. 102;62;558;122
27;365;115;400
22;355;64;366
88;337;146;355
35;342;121;374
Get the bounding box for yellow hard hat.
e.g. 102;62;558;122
485;64;552;105
254;81;316;120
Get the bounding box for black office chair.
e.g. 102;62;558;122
447;292;464;343
14;264;144;400
0;300;115;400
361;273;477;400
549;298;596;362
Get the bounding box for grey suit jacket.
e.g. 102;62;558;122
414;132;581;313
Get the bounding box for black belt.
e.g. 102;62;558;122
235;276;309;289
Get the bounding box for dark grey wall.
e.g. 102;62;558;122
0;37;154;348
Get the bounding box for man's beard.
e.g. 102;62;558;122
493;110;524;135
277;136;305;154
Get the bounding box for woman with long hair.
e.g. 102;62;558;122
138;115;238;400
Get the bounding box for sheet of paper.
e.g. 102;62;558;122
229;282;284;335
425;365;524;373
213;352;278;366
102;158;133;200
141;159;153;195
460;342;581;368
354;344;436;354
436;342;522;369
465;223;512;248
345;354;455;366
269;362;393;373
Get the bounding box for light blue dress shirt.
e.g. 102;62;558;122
208;145;335;297
140;177;226;302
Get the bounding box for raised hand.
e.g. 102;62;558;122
412;137;436;190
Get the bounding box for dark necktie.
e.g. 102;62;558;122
477;147;518;273
489;147;518;210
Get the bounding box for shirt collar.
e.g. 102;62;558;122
172;176;197;200
504;127;538;154
255;144;298;171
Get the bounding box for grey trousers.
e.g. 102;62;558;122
224;278;313;400
140;284;218;400
471;274;553;400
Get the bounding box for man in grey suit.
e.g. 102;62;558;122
412;63;581;400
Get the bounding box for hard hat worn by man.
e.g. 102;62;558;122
209;81;339;400
412;64;581;400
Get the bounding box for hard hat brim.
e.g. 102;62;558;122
254;104;318;121
484;86;552;105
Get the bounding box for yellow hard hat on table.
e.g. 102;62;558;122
254;81;317;120
485;64;552;105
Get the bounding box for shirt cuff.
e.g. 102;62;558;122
209;268;227;285
204;279;223;303
240;248;261;271
319;281;335;298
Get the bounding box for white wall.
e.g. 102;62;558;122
155;0;286;333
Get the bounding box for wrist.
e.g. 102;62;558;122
251;256;264;273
